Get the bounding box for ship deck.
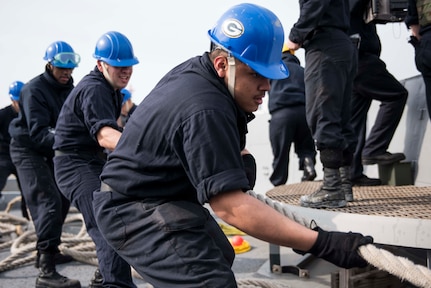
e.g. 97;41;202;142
266;182;431;221
265;182;431;271
266;181;431;249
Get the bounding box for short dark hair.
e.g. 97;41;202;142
209;43;228;61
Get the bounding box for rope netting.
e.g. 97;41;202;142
1;192;431;288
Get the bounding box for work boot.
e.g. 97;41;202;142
35;253;81;288
351;174;382;186
300;167;346;208
362;152;405;165
339;166;353;202
35;251;74;268
88;268;103;288
301;157;317;182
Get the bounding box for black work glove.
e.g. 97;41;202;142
408;35;420;48
294;227;373;269
242;153;256;189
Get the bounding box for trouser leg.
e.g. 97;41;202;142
414;36;431;121
354;54;408;156
54;155;136;288
349;90;372;179
269;109;295;186
93;192;237;288
10;142;66;254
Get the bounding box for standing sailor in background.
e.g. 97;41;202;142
9;41;80;288
286;0;358;207
0;81;28;219
268;45;317;186
406;0;431;121
349;0;408;186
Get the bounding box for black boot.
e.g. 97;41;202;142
35;251;74;268
299;167;346;208
301;157;317;181
35;253;81;288
88;268;103;288
339;166;353;202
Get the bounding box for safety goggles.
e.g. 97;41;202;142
52;52;81;66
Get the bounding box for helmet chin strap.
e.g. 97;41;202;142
101;62;115;88
227;55;236;98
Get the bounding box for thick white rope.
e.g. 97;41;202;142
236;279;290;288
246;190;311;227
247;190;431;288
358;244;431;287
0;208;97;271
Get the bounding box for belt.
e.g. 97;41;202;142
55;149;107;160
350;33;361;49
54;149;85;156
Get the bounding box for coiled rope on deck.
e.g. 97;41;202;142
0;196;289;288
0;203;96;272
247;190;431;288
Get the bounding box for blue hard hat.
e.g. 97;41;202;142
208;3;289;80
9;81;24;101
43;41;80;69
93;31;139;67
121;88;132;105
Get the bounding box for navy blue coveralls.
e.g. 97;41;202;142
93;53;252;288
9;66;72;255
0;105;27;218
0;105;19;191
289;0;357;168
406;0;431;121
53;66;135;288
268;52;316;186
349;0;408;180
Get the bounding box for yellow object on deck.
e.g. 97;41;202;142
218;223;246;236
229;236;251;254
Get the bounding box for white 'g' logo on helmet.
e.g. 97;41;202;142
221;19;244;38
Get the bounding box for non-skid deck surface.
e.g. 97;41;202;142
266;181;431;219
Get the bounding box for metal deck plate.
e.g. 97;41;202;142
266;182;431;219
266;182;431;249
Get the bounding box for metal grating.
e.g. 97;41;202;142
266;182;431;219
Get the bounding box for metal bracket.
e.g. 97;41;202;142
272;263;309;278
269;243;313;278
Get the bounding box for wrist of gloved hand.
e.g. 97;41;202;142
295;227;373;269
242;153;256;189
